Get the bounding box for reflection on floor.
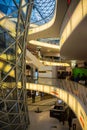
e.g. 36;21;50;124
28;98;82;130
28;111;69;130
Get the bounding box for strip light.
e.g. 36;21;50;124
40;60;70;66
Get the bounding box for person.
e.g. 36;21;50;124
31;91;36;103
72;118;77;130
75;73;80;82
68;116;72;130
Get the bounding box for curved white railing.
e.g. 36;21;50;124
60;0;87;48
28;0;69;40
26;78;87;130
2;78;87;130
0;11;16;37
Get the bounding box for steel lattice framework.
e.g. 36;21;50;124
0;0;33;130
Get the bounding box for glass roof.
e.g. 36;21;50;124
0;0;19;17
30;0;56;25
0;0;56;25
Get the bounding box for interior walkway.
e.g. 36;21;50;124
28;98;82;130
28;111;69;130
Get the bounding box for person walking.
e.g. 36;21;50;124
68;116;72;130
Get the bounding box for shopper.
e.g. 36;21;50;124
68;116;72;130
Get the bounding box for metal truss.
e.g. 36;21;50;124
0;0;33;130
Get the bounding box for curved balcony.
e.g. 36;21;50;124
28;0;68;40
60;0;87;60
26;78;87;130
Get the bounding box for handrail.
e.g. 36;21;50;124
1;78;87;129
3;77;87;109
26;78;87;130
28;78;87;111
60;0;87;48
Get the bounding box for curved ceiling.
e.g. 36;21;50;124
60;15;87;60
29;0;68;40
60;0;87;60
28;0;81;60
27;0;68;58
1;0;86;63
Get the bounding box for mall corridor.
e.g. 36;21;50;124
28;111;68;130
28;98;82;130
28;109;82;130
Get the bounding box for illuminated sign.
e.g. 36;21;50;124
80;116;84;128
51;87;59;96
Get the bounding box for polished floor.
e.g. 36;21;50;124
28;98;82;130
28;111;69;130
28;111;82;130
